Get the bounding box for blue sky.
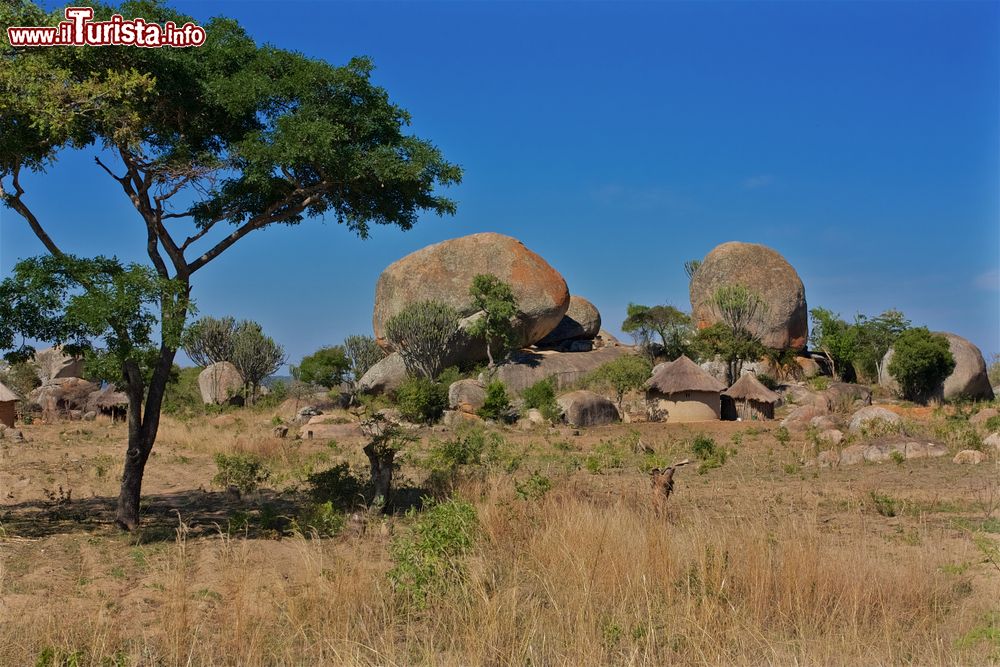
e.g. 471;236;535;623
2;0;998;369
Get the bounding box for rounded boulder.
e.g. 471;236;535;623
536;295;602;348
689;241;807;349
372;233;570;361
879;332;994;401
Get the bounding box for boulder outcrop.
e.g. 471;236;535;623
556;390;620;427
879;332;994;401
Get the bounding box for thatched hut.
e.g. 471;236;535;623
88;385;129;422
645;355;726;422
0;381;19;428
721;373;780;421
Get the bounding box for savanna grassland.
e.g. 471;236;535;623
1;402;999;666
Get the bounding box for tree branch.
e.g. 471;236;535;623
2;167;64;258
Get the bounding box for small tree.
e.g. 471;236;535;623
230;322;286;405
621;303;657;362
182;316;238;368
360;411;417;510
809;307;858;381
853;309;910;382
477;380;513;422
384;300;461;380
692;323;765;386
697;285;768;385
344;334;386;383
292;346;351;389
586;355;652;408
466;274;518;367
888;328;955;403
0;360;40;398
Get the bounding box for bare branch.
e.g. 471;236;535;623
2;167;64;258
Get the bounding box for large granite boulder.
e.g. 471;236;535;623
448;379;486;414
32;346;84;383
372;233;570;364
556;390;620;427
357;352;408;395
879;332;994;401
487;347;634;394
536;296;602;348
198;361;243;405
689;241;807;349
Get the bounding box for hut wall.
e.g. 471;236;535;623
733;399;773;421
0;401;15;428
648;390;720;422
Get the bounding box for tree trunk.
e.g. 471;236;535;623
115;344;179;530
485;340;494;368
363;443;395;511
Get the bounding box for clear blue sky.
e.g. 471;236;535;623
2;0;998;370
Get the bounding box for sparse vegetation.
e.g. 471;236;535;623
584;354;652;408
396;375;448;425
477;379;513;422
520;377;562;423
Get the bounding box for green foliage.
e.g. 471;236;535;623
584;439;627;474
890;450;906;465
756;373;779;391
809;307;859;381
692;322;765;386
520;377;562;422
869;491;899;517
888;328;955;403
774;426;791;445
0;255;188;380
343;334;385;383
987;353;1000;387
585;354;652;407
853;309;910;383
683;259;702;280
985;415;1000;432
466;274;518;366
292;346;351;389
229;321;285;404
807;375;831;391
183;317;238;368
385;300;461;380
388;498;479;607
477;380;513;422
293;501;346;537
514;470;552;500
396;375;448;424
162;365;205;416
306;462;366;508
0;360;39;398
691;433;727;474
212;452;270;495
621;303;693;362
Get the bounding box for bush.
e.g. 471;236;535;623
477;380;513;422
306;462;366;508
691;434;727;474
212;452;270;495
384;300;461;380
294;501;346;537
888;328;955;403
521;377;562;422
389;497;478;607
292;346;350;389
396;375;448;424
756;373;779;391
162;365;205;415
584;355;652;406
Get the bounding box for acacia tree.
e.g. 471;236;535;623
466;273;518;368
0;1;460;529
292;345;351;389
622;303;692;362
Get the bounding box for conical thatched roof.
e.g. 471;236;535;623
645;355;726;394
722;373;779;404
90;385;128;409
0;381;20;402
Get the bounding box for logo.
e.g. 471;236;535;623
7;7;206;48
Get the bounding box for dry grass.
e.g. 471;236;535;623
2;407;999;665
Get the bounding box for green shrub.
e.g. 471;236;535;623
984;415;1000;432
774;426;791;445
388;498;478;607
162;365;205;415
691;434;727;474
521;377;562;422
396;375;448;424
212;453;270;495
306;462;366;508
430;427;488;468
584;355;652;406
888;328;955;403
584;439;627;474
756;373;779;391
869;491;899;517
294;501;346;537
514;470;552;500
807;376;830;391
477;380;513;422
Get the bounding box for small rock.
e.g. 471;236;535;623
272;424;289;438
953;449;986;465
839;444;866;466
298;406;323;418
985;432;1000;451
815;449;841;467
9;429;25;443
848;406;902;434
970;408;999;427
819;429;843;446
442;410;483;428
82;411;97;422
810;415;837;431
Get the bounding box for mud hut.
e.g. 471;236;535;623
645;355;725;422
721;373;779;421
0;381;19;428
88;385;129;422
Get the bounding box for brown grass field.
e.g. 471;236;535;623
1;402;999;666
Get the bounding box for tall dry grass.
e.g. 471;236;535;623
2;470;993;666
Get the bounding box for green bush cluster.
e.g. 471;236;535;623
888;328;955;403
396;375;449;424
477;380;513;422
388;498;479;607
691;434;727;474
212;452;270;495
521;377;562;422
306;462;366;508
